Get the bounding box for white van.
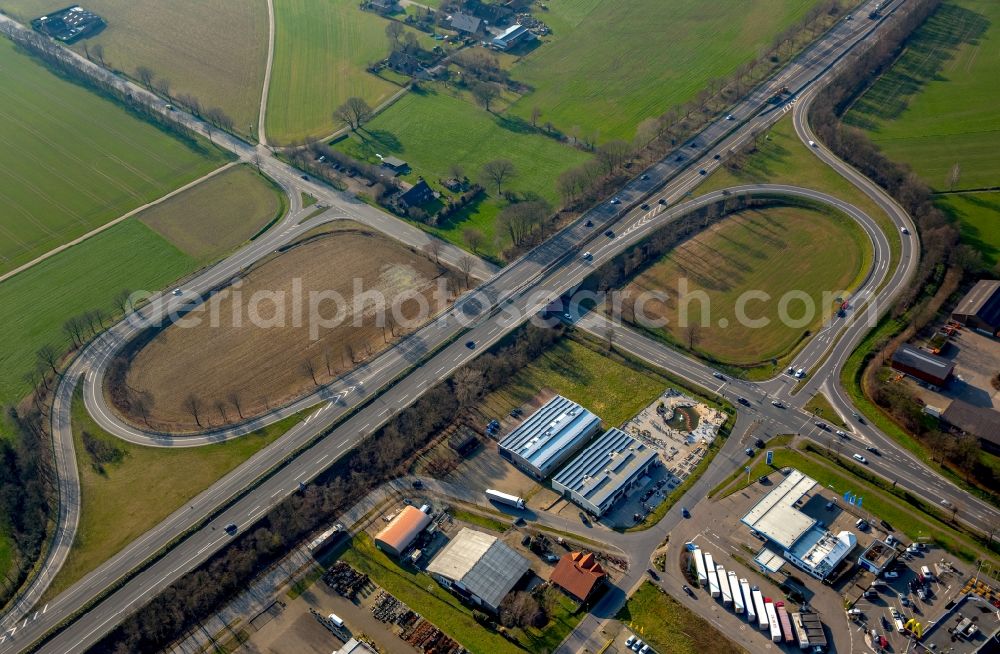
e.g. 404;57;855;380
920;565;934;581
328;613;345;629
581;251;593;261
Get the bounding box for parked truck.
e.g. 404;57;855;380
741;579;756;624
776;601;796;644
705;554;720;598
753;587;768;630
485;489;525;509
791;612;810;649
729;572;744;614
692;547;708;588
765;599;782;642
718;565;732;604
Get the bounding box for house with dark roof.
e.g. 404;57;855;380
890;344;954;388
952;280;1000;336
399;179;435;207
448;12;482;35
386;50;423;77
941;400;1000;454
380;156;409;174
549;552;607;603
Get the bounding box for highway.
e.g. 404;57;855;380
3;0;998;651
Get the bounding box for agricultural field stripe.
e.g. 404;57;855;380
0;162;237;285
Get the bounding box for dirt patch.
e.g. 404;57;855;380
117;225;455;430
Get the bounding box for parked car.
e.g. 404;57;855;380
745;448;755;456
755;439;766;449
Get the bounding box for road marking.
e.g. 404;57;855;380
270;489;282;498
317;455;328;463
248;505;262;517
338;439;349;448
42;605;47;615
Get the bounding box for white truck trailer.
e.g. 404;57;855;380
741;579;755;623
765;599;782;642
705;554;720;598
729;572;744;614
753;588;768;630
485;489;525;509
692;547;708;588
717;565;732;604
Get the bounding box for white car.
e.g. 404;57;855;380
771;400;784;408
853;453;868;464
632;639;644;652
626;636;636;648
581;251;593;261
171;288;182;296
901;226;910;234
808;140;817;147
794;368;806;378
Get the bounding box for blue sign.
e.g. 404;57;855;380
766;450;773;465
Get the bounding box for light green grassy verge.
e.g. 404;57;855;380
616;582;746;654
802;393;848;429
44;388;305;600
340;533;583;653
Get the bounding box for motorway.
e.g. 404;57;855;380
2;0;998;651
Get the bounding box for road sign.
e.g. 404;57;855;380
765;450;773;465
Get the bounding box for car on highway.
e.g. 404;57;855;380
658;197;667;205
224;523;238;536
699;169;707;175
795;368;807;378
712;371;726;380
647;568;659;580
713;153;721;160
300;175;308;180
901;226;910;234
836;429;850;438
737;397;750;406
809;140;817;147
563;312;572;321
641;203;650;210
640;174;649;180
681;507;691;518
771;400;784;408
412;480;423;489
172;288;182;296
675;154;685;162
581;251;593;261
604;229;615;238
610;196;621;204
585;219;593;227
683;584;695;596
726;114;735;120
815;421;828;430
465;340;476;349
866;446;880;455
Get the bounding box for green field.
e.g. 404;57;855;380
617;582;746;654
44;389;304;599
139;164;283;263
0;0;270;134
937;191;1000;265
845;0;999;191
335;85;590;258
0;220;196;410
340;534;582;653
267;0;423;143
508;0;827;140
479;337;668;428
624;204;869;368
0;37;228;275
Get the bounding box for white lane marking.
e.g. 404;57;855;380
270;489;283;498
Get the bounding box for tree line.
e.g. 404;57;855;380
807;0;997;495
90;323;563;653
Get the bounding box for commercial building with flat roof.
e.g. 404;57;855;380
374;505;431;557
741;470;856;579
426;528;529;612
498;396;601;479
858;539;895;575
921;593;1000;654
551;428;659;516
952;280;1000;336
334;638;378;654
891;343;954;387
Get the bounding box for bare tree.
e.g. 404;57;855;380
463;227;485;253
215;400;229;423
459;256;475;288
63;316;86;348
948;162;962;191
423;240;443;264
481;159;516;195
471;81;500;113
385;21;405;48
91;43;105;66
185;394;202;427
37;344;60;376
135;65;155;89
530;106;542;128
228;391;243;419
113;289;134;316
685;322;701;350
454;368;485;406
333;97;374;132
153;77;171;99
132;391;154;426
301;359;319;385
448;163;465;181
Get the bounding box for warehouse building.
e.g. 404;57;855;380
491;24;534;50
498;396;601;479
741;470;856;580
426;528;530;612
551;428;659;516
952;280;1000;336
374;505;432;557
890;344;954;388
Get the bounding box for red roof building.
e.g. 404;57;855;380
374;506;431;557
550;551;607;602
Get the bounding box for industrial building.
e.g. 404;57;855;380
741;470;856;580
425;528;530;612
374;505;432;557
952;280;1000;336
921;594;1000;654
549;551;607;603
551;428;659;516
941;400;1000;454
498;395;601;479
32;6;104;43
890;344;954;388
334;639;378;654
492;24;534;50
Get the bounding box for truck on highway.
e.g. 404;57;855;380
765;599;782;642
718;565;732;605
692;547;708;588
705;554;720;598
753;587;768;630
729;572;744;614
776;601;795;644
741;579;756;624
485;489;525;509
